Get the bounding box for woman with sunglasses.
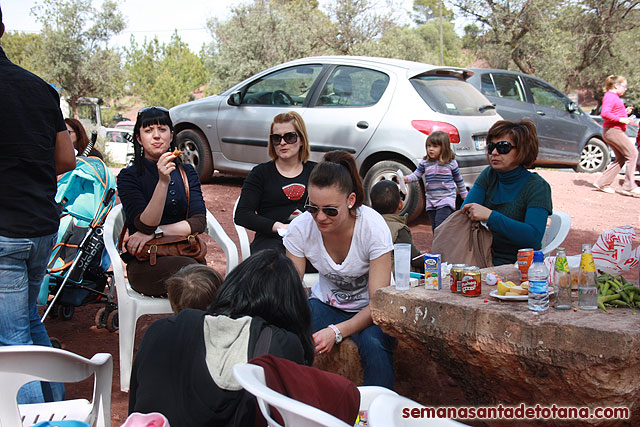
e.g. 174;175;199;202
461;120;553;266
65;118;103;159
594;75;639;197
283;150;395;389
117;106;208;296
235;111;316;257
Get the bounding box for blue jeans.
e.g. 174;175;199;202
0;233;65;403
428;206;454;232
309;298;395;389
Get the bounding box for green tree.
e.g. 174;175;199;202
412;0;454;24
351;25;435;63
1;32;43;72
125;32;207;108
31;0;126;116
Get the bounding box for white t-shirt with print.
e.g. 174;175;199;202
283;205;393;312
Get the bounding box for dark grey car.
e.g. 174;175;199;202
467;69;609;173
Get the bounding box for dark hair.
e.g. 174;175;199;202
210;249;314;364
486;119;539;168
64;118;102;157
132;106;177;175
309;150;364;211
268;111;310;163
166;265;223;314
370;180;400;215
425;131;455;164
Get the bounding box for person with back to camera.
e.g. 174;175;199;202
235;111;317;257
64;117;103;159
593;75;639;197
284;150;396;390
370;180;424;270
461;120;553;266
117;106;207;296
128;249;314;426
0;6;76;404
166;264;223;314
403;130;468;232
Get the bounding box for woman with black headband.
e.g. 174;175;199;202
117;106;208;296
462;119;553;266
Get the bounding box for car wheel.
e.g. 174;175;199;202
363;160;425;223
176;128;214;182
576;138;610;173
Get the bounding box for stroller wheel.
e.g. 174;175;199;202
59;304;75;320
95;307;108;329
107;309;119;332
50;337;62;349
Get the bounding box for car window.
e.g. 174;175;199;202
410;76;497;116
242;65;323;106
316;66;390;107
491;73;526;102
480;74;498;96
525;77;568;111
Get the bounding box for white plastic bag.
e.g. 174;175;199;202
592;226;639;275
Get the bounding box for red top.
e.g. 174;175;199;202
601;91;627;131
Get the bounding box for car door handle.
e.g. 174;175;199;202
357;121;369;129
536;111;546;116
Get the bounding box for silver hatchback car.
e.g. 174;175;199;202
170;56;501;220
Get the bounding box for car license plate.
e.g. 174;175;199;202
474;135;487;150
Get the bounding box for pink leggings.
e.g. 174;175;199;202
595;127;638;191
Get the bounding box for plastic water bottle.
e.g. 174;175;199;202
528;250;549;312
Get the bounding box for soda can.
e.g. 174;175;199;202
517;248;534;281
450;264;466;293
460;266;481;297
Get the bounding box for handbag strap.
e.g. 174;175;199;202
252;326;273;358
178;165;190;218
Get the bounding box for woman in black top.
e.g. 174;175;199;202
117;107;207;296
235;111;316;255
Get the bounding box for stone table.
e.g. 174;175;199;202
370;265;640;425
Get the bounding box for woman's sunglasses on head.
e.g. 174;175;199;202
270;132;298;145
487;140;517;155
137;106;170;118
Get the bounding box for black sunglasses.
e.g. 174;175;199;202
137;106;169;118
487;140;517;155
304;197;340;217
270;132;298;145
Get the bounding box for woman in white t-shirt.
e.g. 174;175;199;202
284;150;395;389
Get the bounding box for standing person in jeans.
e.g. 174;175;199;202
0;6;76;403
284;150;395;389
594;75;639;197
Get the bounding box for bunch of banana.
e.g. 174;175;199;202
596;273;640;312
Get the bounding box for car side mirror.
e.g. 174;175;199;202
228;91;242;106
567;101;579;113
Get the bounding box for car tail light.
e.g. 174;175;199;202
411;120;460;143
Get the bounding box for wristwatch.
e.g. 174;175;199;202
328;324;343;344
154;226;163;239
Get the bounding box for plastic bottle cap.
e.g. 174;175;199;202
533;250;544;262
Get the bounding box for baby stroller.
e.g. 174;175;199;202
38;152;118;332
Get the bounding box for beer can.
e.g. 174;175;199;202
460;266;481;297
517;248;534;281
450;264;466;293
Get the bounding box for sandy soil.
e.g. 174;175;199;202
42;168;640;426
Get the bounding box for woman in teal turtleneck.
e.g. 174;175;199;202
461;120;553;265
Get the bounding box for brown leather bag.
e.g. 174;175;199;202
431;210;493;268
121;166;207;266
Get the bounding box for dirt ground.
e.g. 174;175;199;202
42;168;640;426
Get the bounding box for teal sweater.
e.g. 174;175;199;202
462;166;553;265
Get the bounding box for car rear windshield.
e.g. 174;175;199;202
410;76;497;116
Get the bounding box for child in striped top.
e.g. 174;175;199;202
403;131;468;231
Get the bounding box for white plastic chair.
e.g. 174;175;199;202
232;197;318;288
0;345;112;427
103;204;239;392
368;393;467;426
233;363;397;427
541;210;571;256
